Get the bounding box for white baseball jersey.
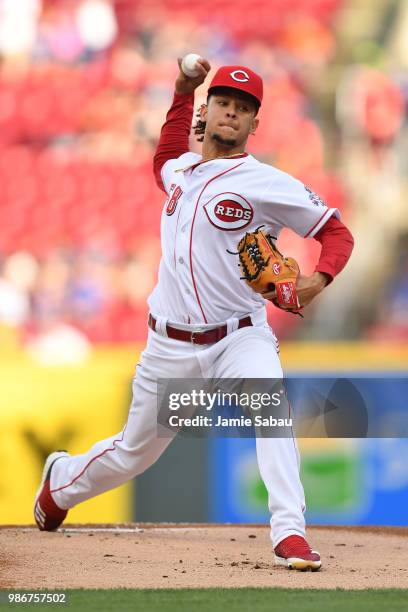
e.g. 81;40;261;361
148;152;339;325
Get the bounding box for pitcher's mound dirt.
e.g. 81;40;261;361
1;524;408;590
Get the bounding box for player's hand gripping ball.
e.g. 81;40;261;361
236;228;303;315
181;53;202;77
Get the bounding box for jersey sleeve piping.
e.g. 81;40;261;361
304;207;339;238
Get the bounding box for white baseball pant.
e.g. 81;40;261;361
50;320;306;547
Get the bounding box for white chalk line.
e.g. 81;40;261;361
17;526;213;534
62;527;212;534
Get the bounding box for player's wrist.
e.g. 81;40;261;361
311;271;330;291
173;90;195;99
175;80;197;95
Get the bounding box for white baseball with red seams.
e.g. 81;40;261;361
181;53;202;77
50;148;338;549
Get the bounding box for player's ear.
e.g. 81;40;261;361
250;117;259;135
199;103;208;121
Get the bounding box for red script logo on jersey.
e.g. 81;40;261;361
204;193;253;231
166;184;183;216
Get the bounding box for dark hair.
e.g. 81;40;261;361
193;87;260;142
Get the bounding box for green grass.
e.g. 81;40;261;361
2;588;408;612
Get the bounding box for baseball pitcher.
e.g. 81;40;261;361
34;57;354;571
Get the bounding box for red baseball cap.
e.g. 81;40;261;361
208;65;263;106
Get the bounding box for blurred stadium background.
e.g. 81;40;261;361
1;0;407;526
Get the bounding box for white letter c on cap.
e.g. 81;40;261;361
230;70;249;83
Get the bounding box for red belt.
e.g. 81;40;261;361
148;314;253;345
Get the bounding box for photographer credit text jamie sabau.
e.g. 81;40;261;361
166;389;293;428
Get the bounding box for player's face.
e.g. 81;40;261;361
202;93;259;148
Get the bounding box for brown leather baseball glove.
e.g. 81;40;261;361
235;227;303;314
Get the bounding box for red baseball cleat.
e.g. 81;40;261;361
274;535;322;571
34;451;70;531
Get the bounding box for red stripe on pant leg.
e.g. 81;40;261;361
50;425;128;494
